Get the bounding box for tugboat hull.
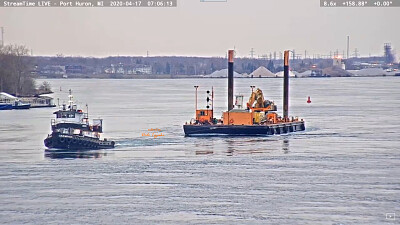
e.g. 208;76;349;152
44;132;115;150
184;121;305;137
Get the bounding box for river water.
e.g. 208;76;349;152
0;77;399;224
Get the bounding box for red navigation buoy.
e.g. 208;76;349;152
307;96;311;104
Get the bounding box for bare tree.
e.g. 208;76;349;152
13;45;30;95
38;81;52;93
0;44;33;96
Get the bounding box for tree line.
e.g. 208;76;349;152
34;55;287;75
0;44;37;96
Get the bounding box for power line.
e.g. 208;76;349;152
353;48;359;58
249;48;255;58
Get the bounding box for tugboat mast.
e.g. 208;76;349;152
68;89;73;110
86;104;89;121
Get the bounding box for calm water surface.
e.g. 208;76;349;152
0;77;399;224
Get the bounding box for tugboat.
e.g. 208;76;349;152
44;90;115;150
183;50;305;136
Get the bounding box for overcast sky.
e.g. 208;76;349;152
0;0;398;58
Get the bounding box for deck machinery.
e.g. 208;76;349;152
183;50;305;136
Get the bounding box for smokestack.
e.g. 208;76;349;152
228;50;234;111
283;50;289;120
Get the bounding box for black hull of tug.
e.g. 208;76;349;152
184;121;305;137
44;132;115;150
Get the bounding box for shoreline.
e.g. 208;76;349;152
36;74;399;79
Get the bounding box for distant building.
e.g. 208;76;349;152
134;66;152;75
40;65;65;75
104;64;116;74
116;67;125;74
333;57;346;70
104;64;152;75
65;65;83;74
350;61;384;70
384;43;394;64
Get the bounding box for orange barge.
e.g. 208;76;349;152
183;50;305;136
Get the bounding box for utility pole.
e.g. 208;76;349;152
347;35;350;59
146;50;149;57
1;27;3;47
292;49;296;62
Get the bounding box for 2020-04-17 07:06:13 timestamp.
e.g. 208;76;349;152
109;0;176;7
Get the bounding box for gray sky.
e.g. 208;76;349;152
0;0;399;58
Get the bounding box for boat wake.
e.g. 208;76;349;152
115;137;183;148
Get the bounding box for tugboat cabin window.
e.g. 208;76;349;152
57;112;75;118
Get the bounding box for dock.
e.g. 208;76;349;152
19;96;56;108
